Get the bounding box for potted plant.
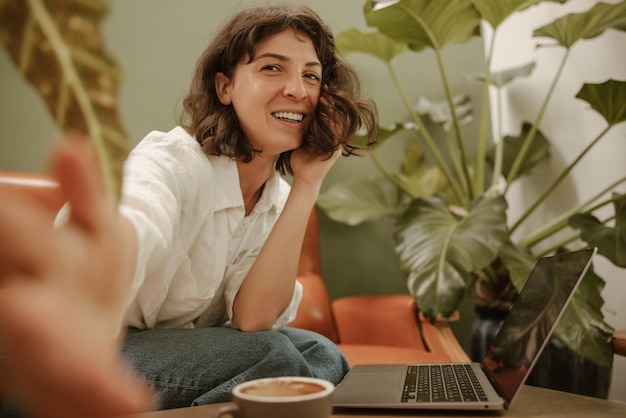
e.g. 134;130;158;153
317;0;626;393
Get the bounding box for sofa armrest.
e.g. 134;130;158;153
417;311;470;363
289;273;339;343
331;295;426;350
331;294;470;362
331;294;426;349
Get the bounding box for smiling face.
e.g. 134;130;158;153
215;29;322;161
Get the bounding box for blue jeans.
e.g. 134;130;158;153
121;326;350;410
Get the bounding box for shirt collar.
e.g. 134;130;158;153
209;154;282;214
254;165;282;214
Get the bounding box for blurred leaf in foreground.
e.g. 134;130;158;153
0;0;128;199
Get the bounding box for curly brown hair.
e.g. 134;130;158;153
179;4;377;175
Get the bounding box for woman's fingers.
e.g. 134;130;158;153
0;284;153;418
0;187;59;280
0;135;149;418
50;134;114;236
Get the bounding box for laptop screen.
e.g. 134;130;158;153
481;248;595;405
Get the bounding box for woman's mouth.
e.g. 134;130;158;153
272;112;304;122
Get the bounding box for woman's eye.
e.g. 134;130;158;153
304;73;321;82
262;64;280;72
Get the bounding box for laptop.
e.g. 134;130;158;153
333;248;596;411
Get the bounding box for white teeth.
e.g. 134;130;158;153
273;112;303;122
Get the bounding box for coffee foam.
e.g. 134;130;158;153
241;380;325;397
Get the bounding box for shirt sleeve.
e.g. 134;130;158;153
120;130;214;328
275;280;303;329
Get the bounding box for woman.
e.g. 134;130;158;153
0;3;377;416
118;3;376;409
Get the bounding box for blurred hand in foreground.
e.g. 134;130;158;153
0;135;152;418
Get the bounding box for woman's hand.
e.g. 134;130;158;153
0;135;152;418
289;145;341;190
290;92;342;190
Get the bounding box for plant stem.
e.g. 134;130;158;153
433;48;473;200
536;232;580;258
386;62;466;204
511;124;612;233
369;150;414;197
520;183;626;248
27;0;115;200
535;214;616;258
505;48;572;190
580;192;626;217
396;3;471;205
443;128;468;196
476;31;497;196
491;86;504;188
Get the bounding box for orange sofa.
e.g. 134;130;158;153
0;170;470;366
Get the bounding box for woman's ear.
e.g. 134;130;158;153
215;72;232;105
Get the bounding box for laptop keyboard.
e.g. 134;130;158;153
402;364;489;403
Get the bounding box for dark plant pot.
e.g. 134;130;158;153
470;303;612;399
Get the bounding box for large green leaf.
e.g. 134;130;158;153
317;177;404;226
470;0;566;29
487;121;551;180
415;95;474;131
569;194;626;267
335;27;407;63
394;195;508;319
497;240;535;290
0;0;128;199
397;140;448;199
575;79;626;127
464;61;536;88
364;0;481;52
534;1;626;48
351;122;413;150
613;19;626;31
471;240;534;305
553;265;614;367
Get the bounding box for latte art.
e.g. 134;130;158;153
241;379;325;397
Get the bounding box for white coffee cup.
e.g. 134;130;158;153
214;376;334;418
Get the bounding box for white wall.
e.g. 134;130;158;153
482;0;626;403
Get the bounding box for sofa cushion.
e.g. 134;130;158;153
337;344;456;367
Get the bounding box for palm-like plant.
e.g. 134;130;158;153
318;0;626;368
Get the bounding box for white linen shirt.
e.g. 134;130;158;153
119;126;302;330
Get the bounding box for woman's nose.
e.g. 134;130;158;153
283;75;307;100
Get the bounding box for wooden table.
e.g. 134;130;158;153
124;385;626;417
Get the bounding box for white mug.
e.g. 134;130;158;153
214;376;334;418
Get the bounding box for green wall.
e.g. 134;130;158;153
0;0;487;353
